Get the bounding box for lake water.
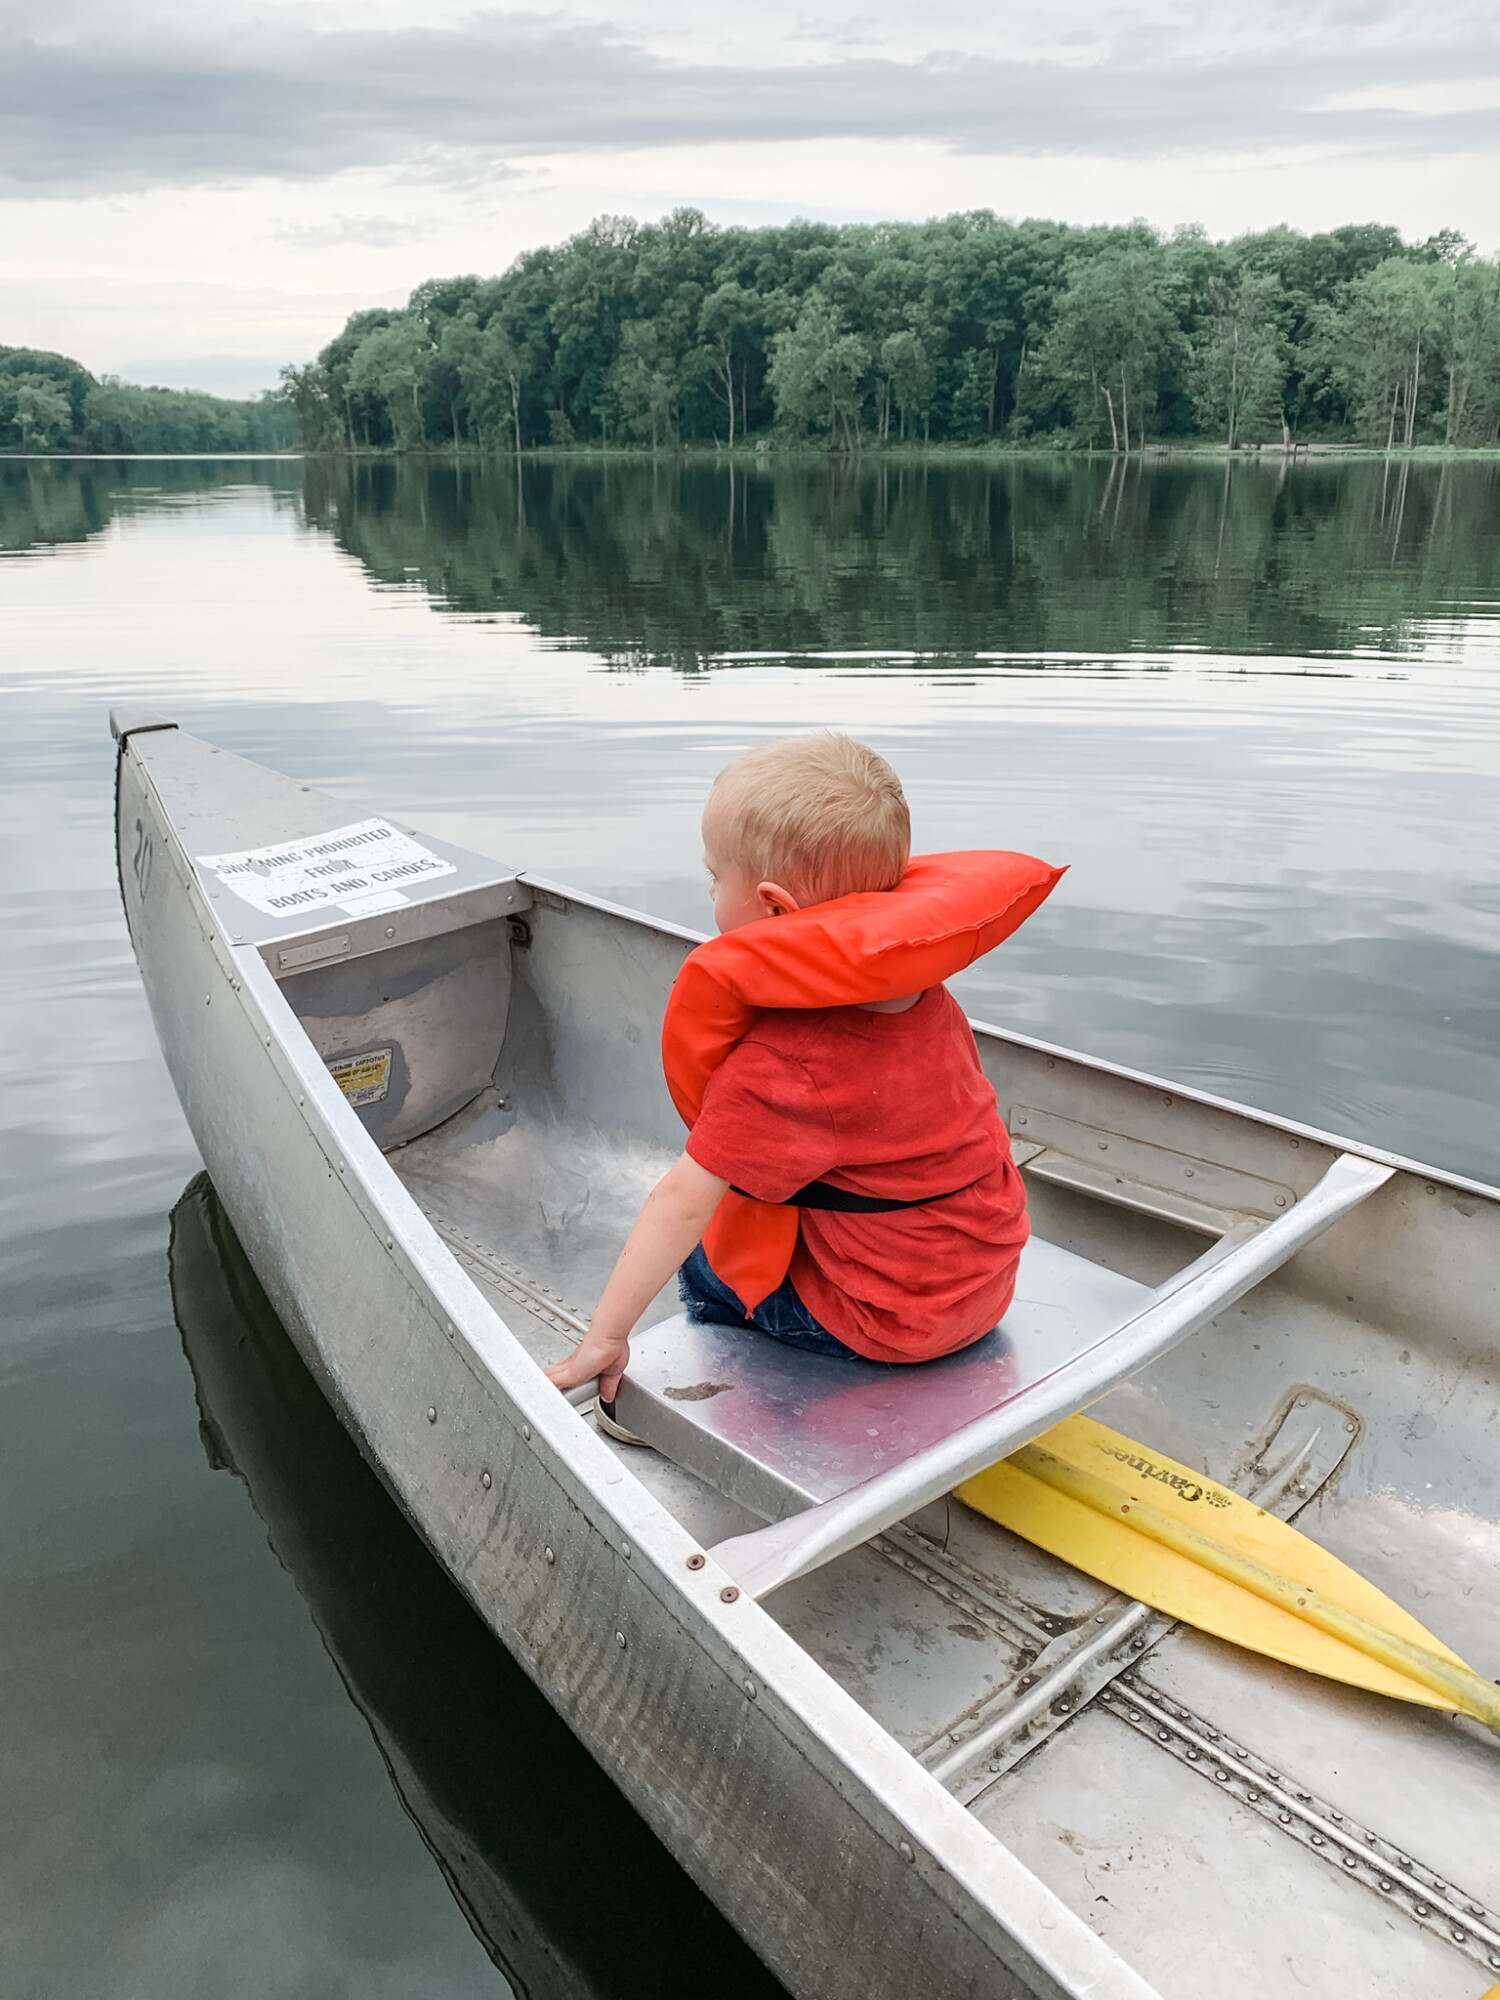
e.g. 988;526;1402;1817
3;452;1498;1997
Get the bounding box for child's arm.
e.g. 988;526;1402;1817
544;1152;729;1400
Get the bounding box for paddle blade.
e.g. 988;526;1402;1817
957;1414;1465;1713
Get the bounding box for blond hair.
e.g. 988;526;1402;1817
703;734;910;906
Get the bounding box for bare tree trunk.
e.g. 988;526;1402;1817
720;344;735;448
1445;355;1459;447
1010;336;1027;436
1386;381;1399;453
1404;332;1421;448
1101;383;1119;454
1451;377;1469;446
509;374;522;457
1120;370;1131;455
1227;321;1240;451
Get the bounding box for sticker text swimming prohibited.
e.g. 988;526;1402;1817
327;1047;393;1107
198;818;456;920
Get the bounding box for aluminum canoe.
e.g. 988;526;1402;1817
114;708;1500;2000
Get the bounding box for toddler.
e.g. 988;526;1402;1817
545;734;1033;1400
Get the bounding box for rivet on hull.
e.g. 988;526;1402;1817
426;1406;437;1424
481;1470;492;1490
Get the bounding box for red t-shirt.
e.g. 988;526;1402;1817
684;986;1028;1363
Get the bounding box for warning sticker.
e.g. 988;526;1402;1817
326;1047;393;1107
198;818;457;921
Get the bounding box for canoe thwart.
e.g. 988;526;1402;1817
704;1152;1394;1599
612;1240;1150;1526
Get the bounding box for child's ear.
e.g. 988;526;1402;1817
756;879;801;919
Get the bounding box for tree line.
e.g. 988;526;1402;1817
0;346;297;454
285;212;1500;456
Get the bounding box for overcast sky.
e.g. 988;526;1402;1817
3;0;1498;395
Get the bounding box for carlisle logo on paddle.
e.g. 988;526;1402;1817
1102;1445;1231;1508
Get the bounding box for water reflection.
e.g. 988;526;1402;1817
7;452;1498;667
0;456;301;556
169;1175;783;2000
301;454;1500;667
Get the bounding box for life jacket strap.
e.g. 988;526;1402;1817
730;1176;983;1215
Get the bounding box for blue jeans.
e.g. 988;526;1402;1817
677;1242;866;1361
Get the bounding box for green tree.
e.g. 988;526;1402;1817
346;316;434;450
449;315;531;453
1436;257;1500;444
877;331;935;442
1187;272;1288;448
5;374;72;449
698;282;758;445
281;362;341;451
1316;259;1447;447
1031;247;1179;450
608;318;680;447
767;297;869;448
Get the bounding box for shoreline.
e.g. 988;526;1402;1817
8;444;1500;465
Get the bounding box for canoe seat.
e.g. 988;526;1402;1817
609;1152;1392;1598
611;1238;1148;1527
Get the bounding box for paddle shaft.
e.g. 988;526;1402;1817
1014;1442;1500;1737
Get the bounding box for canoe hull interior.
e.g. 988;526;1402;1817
116;719;1500;2000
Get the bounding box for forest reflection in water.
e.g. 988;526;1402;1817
6;450;1499;669
303;453;1500;667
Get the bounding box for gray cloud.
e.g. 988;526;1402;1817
1;10;1496;198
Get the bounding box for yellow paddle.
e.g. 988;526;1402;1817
957;1414;1500;1737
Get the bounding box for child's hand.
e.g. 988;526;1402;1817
542;1151;727;1407
545;1328;632;1402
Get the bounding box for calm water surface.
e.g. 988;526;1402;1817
3;454;1498;1997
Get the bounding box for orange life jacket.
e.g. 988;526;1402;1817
661;849;1065;1311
